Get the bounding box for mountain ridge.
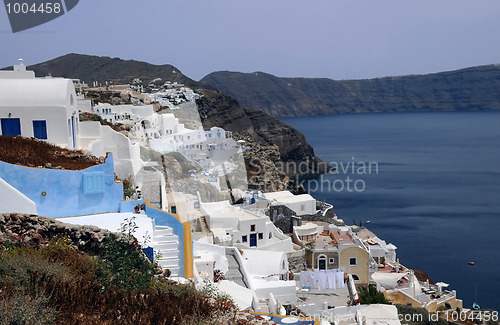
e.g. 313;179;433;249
201;65;500;117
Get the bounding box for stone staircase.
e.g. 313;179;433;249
199;215;212;234
225;254;246;288
153;225;180;277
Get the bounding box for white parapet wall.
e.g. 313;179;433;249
0;177;37;215
79;121;143;180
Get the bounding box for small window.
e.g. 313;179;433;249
242;235;247;243
250;225;256;232
269;232;272;239
258;233;263;240
33;120;47;139
349;258;357;266
352;274;360;281
329;258;335;264
301;204;305;211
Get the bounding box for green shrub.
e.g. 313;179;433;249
357;285;390;304
95;234;156;291
0;231;236;324
123;179;136;198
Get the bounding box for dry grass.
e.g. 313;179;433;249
0;236;236;325
0;136;100;170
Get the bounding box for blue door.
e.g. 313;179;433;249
1;118;21;137
250;233;257;247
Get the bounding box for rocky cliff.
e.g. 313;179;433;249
201;65;500;117
195;89;328;176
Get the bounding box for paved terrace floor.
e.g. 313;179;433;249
295;279;350;307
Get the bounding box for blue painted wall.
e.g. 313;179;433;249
0;153;123;218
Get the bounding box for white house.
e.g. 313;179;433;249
0;60;80;149
201;200;294;252
263;191;317;216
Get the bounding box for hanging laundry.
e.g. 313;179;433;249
300;271;309;288
327;270;336;289
309;270;319;289
336;271;345;289
318;270;328;291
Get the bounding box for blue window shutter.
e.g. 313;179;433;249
33;120;47;139
83;172;105;194
94;174;104;192
1;118;21;136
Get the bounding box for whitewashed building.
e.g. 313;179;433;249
263;191;317;216
93;103;241;172
0;60;80;149
201;200;293;252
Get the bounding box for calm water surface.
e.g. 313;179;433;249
282;112;500;311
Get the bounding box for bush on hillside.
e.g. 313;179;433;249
0;235;236;324
357;285;390;304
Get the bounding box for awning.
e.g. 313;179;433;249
371;271;408;289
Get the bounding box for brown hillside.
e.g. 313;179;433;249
0;136;101;170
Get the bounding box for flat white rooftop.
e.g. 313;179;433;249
57;212;155;247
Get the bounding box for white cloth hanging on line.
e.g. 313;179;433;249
309;270;319;289
318;270;328;291
300;271;309;288
336;271;345;289
326;270;336;289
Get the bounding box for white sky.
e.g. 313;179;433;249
1;0;500;81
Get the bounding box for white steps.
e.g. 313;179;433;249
153;225;181;277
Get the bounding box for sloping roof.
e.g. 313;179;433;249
371;271;409;289
0;77;75;107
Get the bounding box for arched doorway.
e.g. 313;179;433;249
318;254;327;270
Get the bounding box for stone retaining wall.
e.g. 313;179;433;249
0;213;125;254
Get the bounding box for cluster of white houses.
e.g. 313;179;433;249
91;102;242;172
0;61;465;324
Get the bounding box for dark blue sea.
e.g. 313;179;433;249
282;111;500;312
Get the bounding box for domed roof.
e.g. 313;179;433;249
0;77;76;108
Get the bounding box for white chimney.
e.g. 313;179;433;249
13;58;26;72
